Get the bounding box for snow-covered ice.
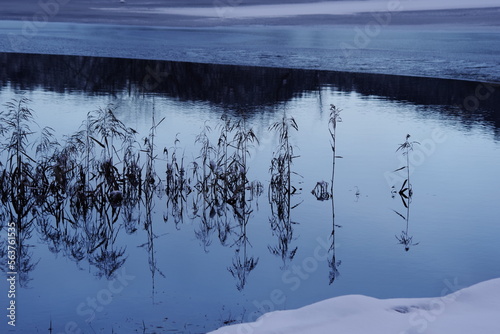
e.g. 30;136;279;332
210;278;500;334
111;0;500;19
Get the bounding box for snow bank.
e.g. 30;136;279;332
210;278;500;334
108;0;500;19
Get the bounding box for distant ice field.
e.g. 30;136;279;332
1;20;499;83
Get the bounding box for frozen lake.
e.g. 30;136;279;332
1;20;500;83
0;53;499;333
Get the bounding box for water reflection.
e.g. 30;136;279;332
0;95;348;291
393;193;419;252
1;53;499;135
268;113;301;268
0;97;43;286
227;204;259;291
1;52;499;332
328;104;342;284
311;180;341;284
142;110;167;297
391;134;420;252
164;137;190;229
0;228;38;288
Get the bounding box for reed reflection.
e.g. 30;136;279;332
392;134;420;252
311;104;343;284
0;98;343;290
268;114;300;268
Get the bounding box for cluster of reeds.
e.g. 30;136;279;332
0;97;47;285
0;97;270;288
190;116;262;290
0;97;349;288
267;113;301;267
0;99;145;280
0;95;426;292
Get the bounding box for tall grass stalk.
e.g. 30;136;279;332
395;134;419;198
393;134;420;251
328;104;342;194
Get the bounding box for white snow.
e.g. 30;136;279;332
209;278;500;334
105;0;500;19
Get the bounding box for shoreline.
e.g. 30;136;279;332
209;277;500;334
1;47;499;86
